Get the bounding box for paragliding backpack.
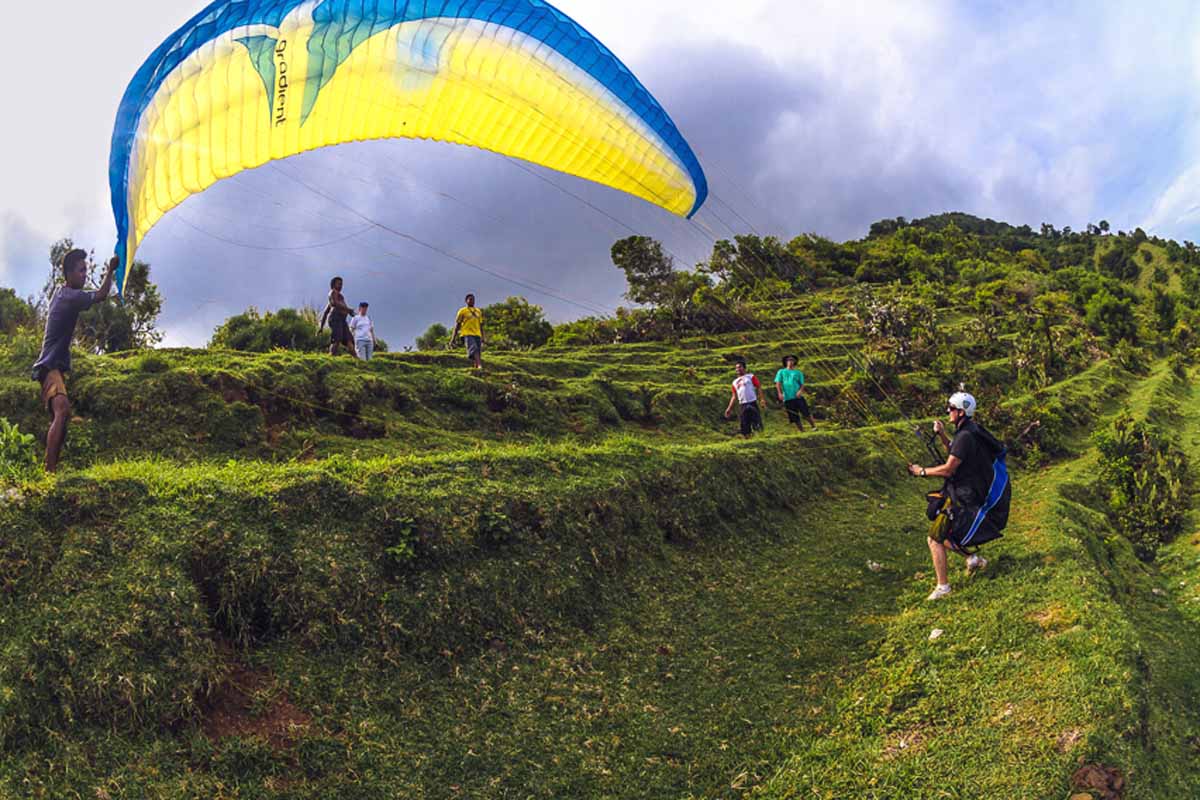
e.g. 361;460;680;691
924;420;1011;552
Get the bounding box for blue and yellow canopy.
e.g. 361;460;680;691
108;0;708;294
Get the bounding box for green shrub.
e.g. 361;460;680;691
1170;353;1190;380
480;297;553;350
0;289;34;335
475;508;517;548
432;372;487;411
0;418;39;485
1171;319;1194;355
415;322;450;351
210;307;325;352
136;352;171;373
1085;290;1137;344
1094;414;1192;560
1112;340;1150;375
383;516;418;566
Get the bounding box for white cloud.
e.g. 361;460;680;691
5;1;1200;346
1143;161;1200;234
0;213;48;296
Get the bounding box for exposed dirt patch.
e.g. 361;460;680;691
201;660;311;748
205;373;250;405
1070;763;1125;800
343;415;387;439
1029;602;1076;634
1056;727;1084;753
881;727;927;760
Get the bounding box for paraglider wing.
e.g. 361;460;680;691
108;0;709;294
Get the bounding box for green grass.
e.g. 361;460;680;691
0;442;928;798
756;362;1200;798
6;363;1198;798
0;339;879;468
3;291;1200;797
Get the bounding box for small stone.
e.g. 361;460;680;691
866;561;883;572
929;628;944;641
1152;588;1166;596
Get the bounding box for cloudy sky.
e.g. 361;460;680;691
2;1;1199;347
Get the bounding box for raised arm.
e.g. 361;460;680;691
94;257;118;301
934;419;951;450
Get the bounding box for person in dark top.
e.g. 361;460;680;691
908;391;1011;601
319;276;357;357
32;249;116;472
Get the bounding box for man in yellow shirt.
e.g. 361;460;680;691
452;293;485;370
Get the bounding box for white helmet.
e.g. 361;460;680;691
948;391;976;417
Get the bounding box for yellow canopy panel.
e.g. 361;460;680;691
109;0;708;293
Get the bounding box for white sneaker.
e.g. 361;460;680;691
926;584;952;601
966;555;988;575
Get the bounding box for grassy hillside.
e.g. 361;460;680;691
3;216;1200;798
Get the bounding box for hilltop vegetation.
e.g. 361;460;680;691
2;214;1200;798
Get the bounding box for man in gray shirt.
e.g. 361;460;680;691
32;249;116;472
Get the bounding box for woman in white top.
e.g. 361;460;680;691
348;302;377;361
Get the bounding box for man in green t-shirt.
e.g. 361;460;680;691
774;355;815;431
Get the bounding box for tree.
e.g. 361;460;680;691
969;281;1006;340
868;216;908;238
480;296;553;349
1012;291;1075;388
851;284;941;369
209;307;326;352
0;288;35;335
1085;290;1137;344
611;236;677;307
1099;220;1110;234
415;323;450;351
43;239;162;353
1098;243;1139;281
1152;288;1179;336
610;236;719;336
788;234;861;280
701;235;806;295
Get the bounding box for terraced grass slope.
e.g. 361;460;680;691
2;286;1199;798
0;307;885;467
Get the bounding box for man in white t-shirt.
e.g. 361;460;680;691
723;360;764;438
348;302;377;361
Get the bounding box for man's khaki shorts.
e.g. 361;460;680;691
41;369;67;411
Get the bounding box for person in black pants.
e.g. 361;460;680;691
723;360;765;438
774;354;815;431
319;276;357;357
